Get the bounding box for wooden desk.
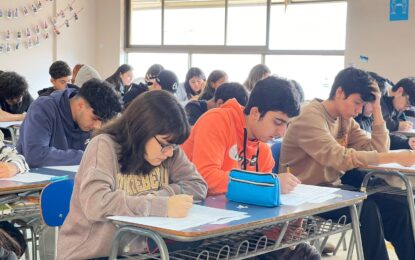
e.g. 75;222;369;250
360;164;415;243
109;190;366;260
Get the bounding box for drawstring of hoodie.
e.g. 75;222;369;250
242;128;259;172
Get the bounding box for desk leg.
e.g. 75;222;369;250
403;179;415;242
109;226;169;260
349;204;364;260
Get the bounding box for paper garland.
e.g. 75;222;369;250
0;0;82;54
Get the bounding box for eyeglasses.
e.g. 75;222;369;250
154;136;179;154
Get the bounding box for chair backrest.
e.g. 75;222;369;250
271;139;283;173
40;179;74;227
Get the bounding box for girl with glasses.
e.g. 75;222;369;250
58;90;207;260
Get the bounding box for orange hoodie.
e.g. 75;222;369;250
182;99;274;195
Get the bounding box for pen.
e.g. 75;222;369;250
49;175;69;182
285;164;291;174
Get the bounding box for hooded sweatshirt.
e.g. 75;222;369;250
182;99;274;195
73;65;101;88
17;88;90;167
57;134;207;260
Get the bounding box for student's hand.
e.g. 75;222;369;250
190;95;199;101
395;150;415;167
278;172;301;194
0;162;18;178
167;194;193;218
408;138;415;150
399;121;413;131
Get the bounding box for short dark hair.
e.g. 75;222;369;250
329;67;376;102
393;77;415;106
96;90;190;174
290;80;305;103
243;76;301;118
49;60;72;79
145;64;164;81
368;71;393;96
77;79;122;121
0;71;29;100
214;82;249;106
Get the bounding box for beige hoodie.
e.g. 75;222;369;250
57;134;207;260
279;100;389;185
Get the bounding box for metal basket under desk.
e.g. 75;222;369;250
119;216;350;260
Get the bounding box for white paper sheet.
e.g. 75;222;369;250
45;165;79;172
0;121;22;128
108;205;249;231
281;184;340;206
374;163;415;171
1;172;56;183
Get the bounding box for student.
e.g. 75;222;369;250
17;79;122;168
38;60;79;96
199;70;228;101
71;64;101;87
182;76;302;196
0;131;28;178
57;91;207;259
0;71;33;119
105;64;134;96
176;67;206;105
123;70;179;109
381;76;415;132
279;67;415;260
185;82;249;125
356;72;415;150
244;64;271;91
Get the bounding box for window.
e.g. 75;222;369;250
128;53;188;82
192;54;262;83
266;55;344;99
269;2;347;50
127;0;347;100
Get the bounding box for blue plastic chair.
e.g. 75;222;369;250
271;139;283;173
40;179;74;227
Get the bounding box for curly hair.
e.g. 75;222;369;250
77;79;122;122
0;71;29;100
49;60;71;79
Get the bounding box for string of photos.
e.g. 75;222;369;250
0;0;83;54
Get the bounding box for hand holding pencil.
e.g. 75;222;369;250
278;164;301;194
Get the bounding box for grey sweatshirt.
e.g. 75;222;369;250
57;134;207;260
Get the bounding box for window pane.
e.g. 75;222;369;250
164;1;225;45
130;1;162;45
265;55;344;100
128;53;189;82
269;2;347;50
192;54;262;84
227;0;267;46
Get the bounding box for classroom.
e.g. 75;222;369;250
0;0;414;259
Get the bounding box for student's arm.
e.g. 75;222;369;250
378;150;415;166
0;132;28;177
78;136;171;221
0;109;25;122
19;102;83;167
160;148;208;201
348;119;389;153
189;112;231;195
296;113;379;172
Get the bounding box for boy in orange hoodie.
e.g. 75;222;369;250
182;76;302;195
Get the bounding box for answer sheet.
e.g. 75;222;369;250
281;184;340;206
108;205;249;231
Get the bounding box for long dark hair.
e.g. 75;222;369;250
200;70;227;101
184;67;205;99
105;64;133;93
96;90;190;175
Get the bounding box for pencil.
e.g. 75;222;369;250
285;164;291;174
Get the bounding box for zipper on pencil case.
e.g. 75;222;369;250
229;177;275;187
233;169;278;178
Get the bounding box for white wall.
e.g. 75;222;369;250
345;0;415;82
0;0;97;97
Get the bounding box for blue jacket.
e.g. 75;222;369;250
17;89;90;168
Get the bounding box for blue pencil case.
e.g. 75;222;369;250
226;169;281;207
